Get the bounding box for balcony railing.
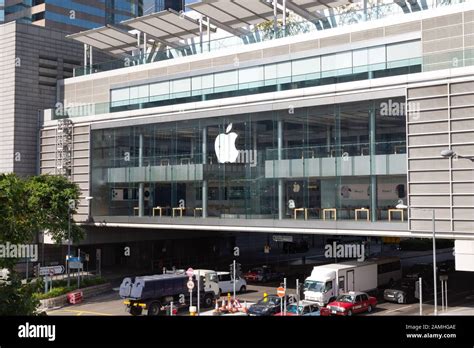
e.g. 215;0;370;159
73;0;466;77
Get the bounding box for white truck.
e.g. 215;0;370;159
303;261;378;306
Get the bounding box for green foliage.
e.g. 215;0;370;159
33;277;107;300
0;173;83;315
0;272;41;316
254;14;311;40
26;175;84;244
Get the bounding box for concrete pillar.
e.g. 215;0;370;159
278;119;284;220
202;127;208;218
369;105;377;222
139;133;144;217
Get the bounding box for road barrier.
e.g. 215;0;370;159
67;291;83;305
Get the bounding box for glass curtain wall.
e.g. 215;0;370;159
91;98;407;222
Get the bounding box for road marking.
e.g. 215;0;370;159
380;304;414;315
49;309;113;316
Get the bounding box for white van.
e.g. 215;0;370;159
192;269;220;297
217;271;247;295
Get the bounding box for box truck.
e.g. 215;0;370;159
303;261;378;306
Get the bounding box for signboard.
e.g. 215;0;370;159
68;256;82;263
39;266;65;276
69;261;83;270
187;280;195;290
277;287;285;298
383;237;401;244
273;235;293;243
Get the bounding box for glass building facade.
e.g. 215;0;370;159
1;0;142;31
90;98;407;222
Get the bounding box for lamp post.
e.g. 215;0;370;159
67;196;93;288
396;203;437;316
67;199;75;288
440;149;474;162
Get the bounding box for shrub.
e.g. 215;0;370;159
33;276;107;300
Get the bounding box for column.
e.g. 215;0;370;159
278;119;284;220
139;133;144;217
202;127;208;218
369;105;377;222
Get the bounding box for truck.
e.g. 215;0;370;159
119;273;218;316
303;261;378;306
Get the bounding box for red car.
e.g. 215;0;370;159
326;291;377;316
243;266;283;283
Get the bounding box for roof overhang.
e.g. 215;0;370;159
66;25;138;55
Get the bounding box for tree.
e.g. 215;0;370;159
27;175;84;244
255;14;311;41
0;174;82;315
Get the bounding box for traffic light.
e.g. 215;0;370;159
33;264;40;278
230;262;242;278
236;263;242;277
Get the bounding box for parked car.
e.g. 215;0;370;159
248;294;295;316
273;300;329;316
384;277;431;304
216;271;247;295
326;291;377;316
243;266;283;283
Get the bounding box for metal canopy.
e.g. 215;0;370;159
285;0;353;22
188;0;282;35
67;25;138;55
121;9;215;48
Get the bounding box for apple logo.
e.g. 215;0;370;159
214;123;239;164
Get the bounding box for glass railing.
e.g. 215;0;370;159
99;140;406;170
107;153;205;168
266;141;406;161
58;57;422;118
73;0;467;76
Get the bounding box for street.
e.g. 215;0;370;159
47;269;474;317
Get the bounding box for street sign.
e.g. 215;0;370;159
68;256;82;263
186;268;194;277
277;287;285;298
273;235;293;243
69;261;83;270
187;280;195;290
39;266;65;276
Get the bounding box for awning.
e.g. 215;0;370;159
188;0;283;36
66;25;138;55
121;9;215;49
285;0;354;22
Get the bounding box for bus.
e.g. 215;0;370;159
370;257;402;287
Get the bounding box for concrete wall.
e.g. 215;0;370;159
0;22;84;176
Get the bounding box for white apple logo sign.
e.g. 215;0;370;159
215;123;239;164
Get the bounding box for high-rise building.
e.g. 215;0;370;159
0;0;143;33
143;0;184;14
